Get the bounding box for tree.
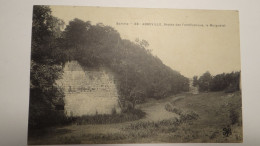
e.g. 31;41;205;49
209;71;240;92
62;19;190;102
198;71;212;92
31;6;65;63
63;18;91;50
29;11;191;127
29;6;67;130
192;76;199;87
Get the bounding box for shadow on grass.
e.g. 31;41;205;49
74;108;146;125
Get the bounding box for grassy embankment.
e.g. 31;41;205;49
28;91;242;144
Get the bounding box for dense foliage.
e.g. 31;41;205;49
61;18;189;105
193;71;240;92
29;6;68;129
29;6;189;129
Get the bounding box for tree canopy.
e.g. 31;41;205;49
61;18;189;102
29;6;68;129
29;5;190;129
194;71;240;92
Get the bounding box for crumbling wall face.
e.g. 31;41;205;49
57;61;121;117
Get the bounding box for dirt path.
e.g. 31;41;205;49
140;101;178;121
137;95;185;121
29;92;243;144
28;94;187;144
63;95;183;135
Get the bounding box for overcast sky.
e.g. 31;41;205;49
50;6;241;78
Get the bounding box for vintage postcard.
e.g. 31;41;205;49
28;5;242;144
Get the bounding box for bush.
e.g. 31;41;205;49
125;111;199;131
165;103;182;115
229;108;239;125
59;136;81;144
111;107;117;115
179;112;199;122
195;71;240;93
74;109;145;125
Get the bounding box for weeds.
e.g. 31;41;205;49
74;109;145;125
165;103;182;115
179;112;199;122
59;135;81;144
125;111;199;131
83;133;127;142
28;91;242;144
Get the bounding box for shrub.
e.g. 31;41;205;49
111;107;117;115
179;112;199;122
165;103;182;115
229;108;239;125
59;136;81;144
74;109;145;125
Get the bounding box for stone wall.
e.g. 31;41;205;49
56;61;121;117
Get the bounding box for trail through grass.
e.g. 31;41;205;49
28;91;242;144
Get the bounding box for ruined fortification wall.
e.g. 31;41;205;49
56;61;121;117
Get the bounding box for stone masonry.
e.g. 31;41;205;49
56;61;121;117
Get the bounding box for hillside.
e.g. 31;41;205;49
60;18;190;105
29;6;189;129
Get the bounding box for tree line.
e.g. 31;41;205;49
193;71;240;93
29;6;189;129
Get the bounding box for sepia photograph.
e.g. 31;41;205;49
28;5;242;144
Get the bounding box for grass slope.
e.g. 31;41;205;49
28;91;242;144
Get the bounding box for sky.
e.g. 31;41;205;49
50;6;241;78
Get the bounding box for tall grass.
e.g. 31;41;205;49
28;92;242;144
73;109;145;125
125;112;199;131
120;110;200;142
165;103;182;115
